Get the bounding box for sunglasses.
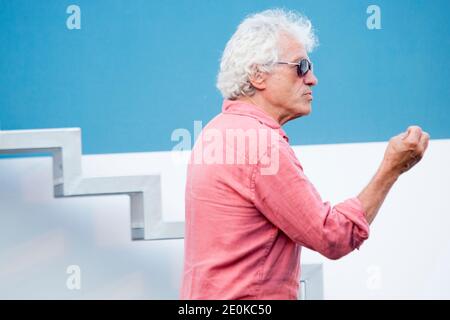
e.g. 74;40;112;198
275;58;313;77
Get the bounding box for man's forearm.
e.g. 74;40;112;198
357;164;400;225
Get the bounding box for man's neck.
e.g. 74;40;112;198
236;95;290;126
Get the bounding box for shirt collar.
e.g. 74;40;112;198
221;99;290;142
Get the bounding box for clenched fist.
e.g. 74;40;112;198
382;126;430;175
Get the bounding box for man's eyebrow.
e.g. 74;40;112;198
290;55;307;62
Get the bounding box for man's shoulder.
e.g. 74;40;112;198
205;111;268;132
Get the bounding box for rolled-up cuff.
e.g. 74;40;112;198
335;197;370;249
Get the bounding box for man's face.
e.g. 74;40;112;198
262;33;318;124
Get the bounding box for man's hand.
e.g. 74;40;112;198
381;126;430;176
358;126;430;225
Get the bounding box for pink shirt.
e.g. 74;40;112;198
180;99;370;300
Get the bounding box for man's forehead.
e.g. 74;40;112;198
279;34;308;61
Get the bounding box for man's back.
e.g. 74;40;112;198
181;100;302;299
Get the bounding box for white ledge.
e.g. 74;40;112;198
0;128;184;240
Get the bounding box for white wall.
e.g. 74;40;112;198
0;139;449;299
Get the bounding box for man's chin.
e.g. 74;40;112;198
307;107;312;115
293;109;311;120
301;104;312;116
289;103;312;120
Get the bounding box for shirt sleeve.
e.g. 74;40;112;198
251;142;370;260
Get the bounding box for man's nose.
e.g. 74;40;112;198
304;70;318;86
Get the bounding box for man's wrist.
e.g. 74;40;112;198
376;162;400;185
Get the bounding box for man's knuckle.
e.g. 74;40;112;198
406;141;418;149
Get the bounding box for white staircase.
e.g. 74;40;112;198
0;128;184;240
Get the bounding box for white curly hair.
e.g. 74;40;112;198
216;9;318;100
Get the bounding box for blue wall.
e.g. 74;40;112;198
1;0;449;154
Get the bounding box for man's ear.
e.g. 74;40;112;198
248;66;267;90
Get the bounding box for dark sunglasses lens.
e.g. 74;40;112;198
298;59;311;76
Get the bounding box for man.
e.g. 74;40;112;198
180;9;429;299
